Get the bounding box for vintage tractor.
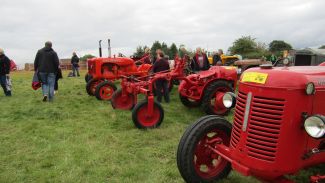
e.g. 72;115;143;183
85;39;152;100
111;56;238;129
177;63;325;183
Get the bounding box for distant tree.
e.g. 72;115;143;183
319;45;325;49
150;41;162;57
133;46;145;58
169;43;178;59
269;40;292;54
228;36;257;56
80;54;96;62
161;42;169;57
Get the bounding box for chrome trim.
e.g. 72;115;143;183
242;92;252;131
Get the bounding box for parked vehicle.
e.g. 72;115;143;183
177;63;325;183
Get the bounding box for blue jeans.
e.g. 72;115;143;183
39;72;56;101
0;75;11;96
72;65;80;76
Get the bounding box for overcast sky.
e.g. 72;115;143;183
1;0;325;67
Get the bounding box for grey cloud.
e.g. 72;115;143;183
0;0;324;67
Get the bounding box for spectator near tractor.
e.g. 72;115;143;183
0;48;12;96
152;50;170;103
269;52;277;64
191;47;210;71
71;52;80;77
34;41;60;102
212;51;222;66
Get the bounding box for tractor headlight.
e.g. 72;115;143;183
304;115;325;138
283;58;289;66
306;82;315;95
222;92;236;109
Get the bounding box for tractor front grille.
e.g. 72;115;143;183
231;91;285;162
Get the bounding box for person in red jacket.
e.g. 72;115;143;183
152;50;170;103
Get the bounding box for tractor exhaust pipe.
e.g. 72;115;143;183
108;39;111;57
99;40;102;57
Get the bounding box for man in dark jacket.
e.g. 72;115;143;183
191;47;210;71
71;52;80;77
34;41;59;102
0;48;12;96
152;51;170;103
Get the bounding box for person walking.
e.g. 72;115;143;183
71;52;80;77
191;47;210;71
152;51;170;103
0;48;12;96
34;41;59;102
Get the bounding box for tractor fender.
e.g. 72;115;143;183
199;78;235;99
137;63;152;72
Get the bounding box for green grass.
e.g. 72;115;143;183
0;71;323;183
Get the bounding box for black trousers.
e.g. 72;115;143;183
155;79;170;103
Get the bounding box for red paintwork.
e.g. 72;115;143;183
206;66;325;182
112;56;238;127
98;84;115;100
178;66;237;101
87;56;152;81
10;60;17;71
319;62;325;66
194;129;230;179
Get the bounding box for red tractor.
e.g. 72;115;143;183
85;39;152;100
177;62;325;183
111;56;238;129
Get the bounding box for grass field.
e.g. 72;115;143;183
0;71;323;183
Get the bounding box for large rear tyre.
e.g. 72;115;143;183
86;79;102;96
111;89;135;110
132;100;164;129
177;115;232;183
201;80;233;115
85;73;92;83
95;81;117;100
179;94;201;108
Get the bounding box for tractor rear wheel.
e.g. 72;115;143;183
85;73;92;83
177;115;232;183
132;100;164;129
86;79;101;96
95;81;117;100
179;94;201;108
201;80;233;115
111;89;135;110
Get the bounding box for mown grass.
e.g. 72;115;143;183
0;71;323;183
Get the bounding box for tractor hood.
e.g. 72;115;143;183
88;57;135;66
240;66;325;89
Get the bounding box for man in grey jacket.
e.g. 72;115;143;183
34;41;59;102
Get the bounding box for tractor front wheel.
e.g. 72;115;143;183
111;89;135;110
95;81;117;100
201;80;233;115
177;115;232;183
179;94;201;108
132;100;164;129
86;79;102;96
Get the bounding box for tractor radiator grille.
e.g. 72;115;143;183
230;91;285;162
230;91;247;148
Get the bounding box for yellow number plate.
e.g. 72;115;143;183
242;72;268;84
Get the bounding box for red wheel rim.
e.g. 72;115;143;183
136;103;161;127
193;129;230;179
99;84;114;100
112;92;134;110
210;87;230;114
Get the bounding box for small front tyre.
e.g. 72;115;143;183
95;81;117;100
177;115;232;183
132;100;164;129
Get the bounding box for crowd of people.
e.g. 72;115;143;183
0;42;227;103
